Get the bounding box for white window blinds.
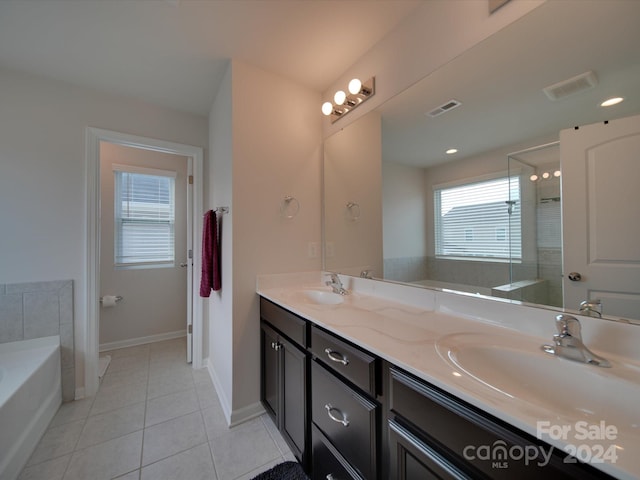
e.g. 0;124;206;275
434;176;521;260
113;165;176;267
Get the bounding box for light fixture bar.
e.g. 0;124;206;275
323;77;375;124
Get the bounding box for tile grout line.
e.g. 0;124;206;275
138;345;152;478
59;375;98;479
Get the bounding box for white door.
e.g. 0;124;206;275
99;143;191;354
185;160;193;363
561;114;640;321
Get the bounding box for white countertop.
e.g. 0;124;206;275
257;271;640;480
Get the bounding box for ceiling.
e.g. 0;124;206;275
379;0;640;168
0;0;421;116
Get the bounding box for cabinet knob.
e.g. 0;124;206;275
325;403;349;427
326;475;335;480
324;348;349;366
271;341;283;351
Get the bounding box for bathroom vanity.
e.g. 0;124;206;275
258;272;640;480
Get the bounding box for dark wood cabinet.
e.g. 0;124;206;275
259;297;615;480
310;325;378;396
311;424;363;480
260;298;309;469
311;360;379;479
310;325;381;480
389;418;471;480
387;365;612;480
261;322;280;420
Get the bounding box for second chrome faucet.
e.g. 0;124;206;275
542;314;611;368
325;273;349;295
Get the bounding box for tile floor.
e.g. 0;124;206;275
19;337;295;480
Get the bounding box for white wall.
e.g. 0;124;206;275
322;0;544;138
208;62;234;416
382;161;427;260
99;143;188;347
0;67;208;395
208;60;322;423
324;111;383;276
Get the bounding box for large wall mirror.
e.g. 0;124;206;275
323;1;640;323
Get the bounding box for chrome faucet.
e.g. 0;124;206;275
542;314;611;367
579;299;602;318
325;273;348;295
360;269;373;279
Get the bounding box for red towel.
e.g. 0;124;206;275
200;210;221;296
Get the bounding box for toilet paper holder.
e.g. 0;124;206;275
100;295;123;304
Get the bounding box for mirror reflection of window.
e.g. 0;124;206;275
434;176;521;261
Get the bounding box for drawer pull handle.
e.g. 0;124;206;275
325;404;349;427
324;348;349;366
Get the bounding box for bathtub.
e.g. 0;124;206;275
0;336;61;480
412;278;493;296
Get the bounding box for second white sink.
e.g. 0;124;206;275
303;289;344;305
436;332;640;430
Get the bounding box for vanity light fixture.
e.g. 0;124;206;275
601;97;624;107
322;77;375;123
530;170;561;182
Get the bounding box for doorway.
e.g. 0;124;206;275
85;128;203;398
99;142;189;357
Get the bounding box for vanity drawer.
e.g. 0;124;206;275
312;360;378;480
311;325;377;396
260;297;307;347
388;366;612;479
312;424;363;480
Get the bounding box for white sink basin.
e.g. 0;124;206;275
303;289;344;305
436;332;640;429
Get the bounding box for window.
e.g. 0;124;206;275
113;164;176;268
434;176;521;260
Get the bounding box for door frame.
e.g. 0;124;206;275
85;127;204;398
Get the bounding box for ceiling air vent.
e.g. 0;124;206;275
543;71;598;101
427;99;461;118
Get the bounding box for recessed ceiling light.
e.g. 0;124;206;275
446;148;458;155
601;97;624;107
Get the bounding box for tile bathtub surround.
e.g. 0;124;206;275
0;280;75;401
19;337;295;480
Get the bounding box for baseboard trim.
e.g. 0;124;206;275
206;358;232;425
75;387;85;400
99;330;187;352
205;358;265;428
229;401;265;427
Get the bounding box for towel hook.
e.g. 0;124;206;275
280;195;300;219
346;201;360;221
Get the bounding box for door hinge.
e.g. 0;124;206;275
188;175;193;185
188;249;193;259
188;324;193;334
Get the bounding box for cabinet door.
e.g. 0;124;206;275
312;424;363;480
281;336;307;459
389;420;472;480
261;322;281;422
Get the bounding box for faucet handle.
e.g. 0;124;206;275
325;272;338;282
555;314;582;339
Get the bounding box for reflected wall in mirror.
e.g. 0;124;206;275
323;1;640;323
